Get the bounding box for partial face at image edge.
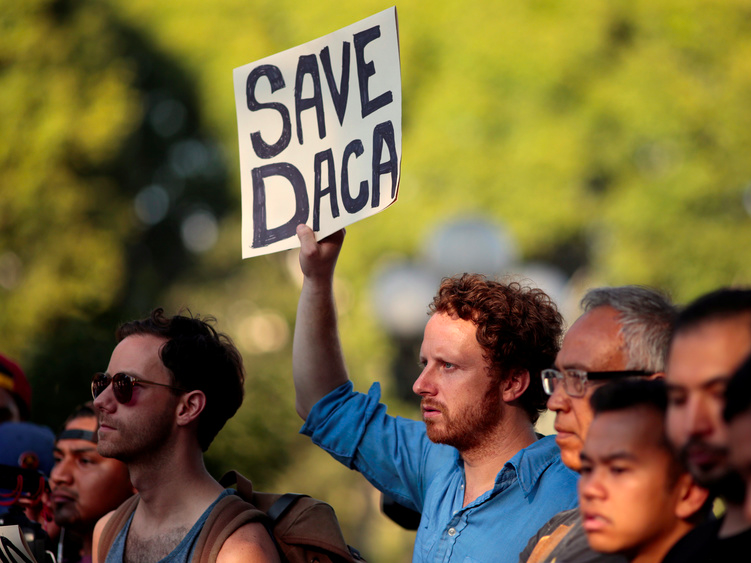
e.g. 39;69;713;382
665;316;751;489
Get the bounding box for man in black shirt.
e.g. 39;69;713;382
725;352;751;522
663;288;751;562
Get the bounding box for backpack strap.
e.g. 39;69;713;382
97;494;140;561
219;470;253;497
267;493;308;522
192;493;270;563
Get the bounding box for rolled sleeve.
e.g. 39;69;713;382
300;381;383;467
300;381;444;511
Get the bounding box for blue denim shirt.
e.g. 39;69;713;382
301;381;579;563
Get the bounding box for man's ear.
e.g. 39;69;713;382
674;473;710;521
176;390;206;427
502;369;530;402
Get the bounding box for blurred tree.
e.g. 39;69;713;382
0;0;258;440
1;0;136;361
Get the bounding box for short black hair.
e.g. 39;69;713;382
590;380;715;525
590;379;692;496
673;287;751;338
590;378;668;416
724;352;751;423
61;401;97;431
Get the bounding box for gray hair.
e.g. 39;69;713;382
581;286;676;373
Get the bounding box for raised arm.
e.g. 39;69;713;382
293;224;350;420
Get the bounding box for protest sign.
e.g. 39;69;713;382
234;7;401;258
0;526;36;562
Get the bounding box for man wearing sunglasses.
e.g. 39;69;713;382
520;286;676;562
292;226;579;563
89;309;279;563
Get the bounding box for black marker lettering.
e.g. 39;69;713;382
371;121;398;207
246;65;291;159
251;162;309;247
320;43;351;126
354;26;393;118
294;54;326;144
341;139;369;213
313;149;340;231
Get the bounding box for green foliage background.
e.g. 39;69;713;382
3;1;751;560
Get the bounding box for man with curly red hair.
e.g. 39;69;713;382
292;225;578;563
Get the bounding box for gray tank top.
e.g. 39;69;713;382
104;490;233;563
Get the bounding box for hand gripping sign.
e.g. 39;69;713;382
234;7;401;258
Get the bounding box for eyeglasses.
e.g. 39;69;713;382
91;372;186;404
541;368;651;398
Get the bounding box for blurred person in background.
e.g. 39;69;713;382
0;420;57;561
723;352;751;523
51;401;135;563
662;287;751;562
0;352;33;423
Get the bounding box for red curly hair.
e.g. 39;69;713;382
430;274;563;424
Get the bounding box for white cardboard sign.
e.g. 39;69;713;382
234;7;401;258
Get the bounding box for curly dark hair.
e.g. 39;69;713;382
430;274;563;424
116;308;245;451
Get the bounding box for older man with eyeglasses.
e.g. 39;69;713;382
519;286;676;563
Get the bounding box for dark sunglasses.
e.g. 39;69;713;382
91;372;186;404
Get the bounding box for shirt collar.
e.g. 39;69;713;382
501;435;568;497
451;435;569;498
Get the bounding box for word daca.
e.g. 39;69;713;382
244;25;399;248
